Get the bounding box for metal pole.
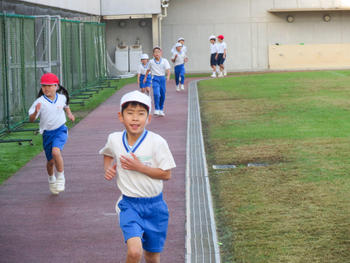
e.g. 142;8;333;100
2;14;10;131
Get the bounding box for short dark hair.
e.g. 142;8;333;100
153;46;161;52
121;101;149;114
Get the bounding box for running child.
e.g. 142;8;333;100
28;72;75;195
171;42;188;91
137;54;152;96
99;90;176;263
215;35;227;77
144;47;170;117
171;37;187;55
209;35;218;78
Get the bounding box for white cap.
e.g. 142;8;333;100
175;42;183;48
177;37;185;42
120;90;152;112
140;53;149;60
209;35;216;40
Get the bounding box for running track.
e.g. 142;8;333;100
0;79;189;263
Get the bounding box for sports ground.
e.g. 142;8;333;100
1;71;350;262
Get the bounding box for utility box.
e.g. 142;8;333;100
115;45;129;72
129;45;142;73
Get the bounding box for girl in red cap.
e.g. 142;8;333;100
215;35;227;77
28;73;75;195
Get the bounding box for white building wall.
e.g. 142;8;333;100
18;0;101;15
161;0;350;73
101;0;161;15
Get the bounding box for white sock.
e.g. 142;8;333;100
57;171;65;180
48;175;56;183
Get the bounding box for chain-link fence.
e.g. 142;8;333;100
0;13;107;135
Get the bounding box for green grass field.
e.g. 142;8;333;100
198;70;350;263
0;77;136;184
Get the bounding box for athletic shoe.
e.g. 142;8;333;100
218;72;223;78
48;177;59;195
224;70;227;76
154;110;160;116
176;85;180;92
181;84;185;90
210;72;216;78
56;176;65;192
159;110;165;116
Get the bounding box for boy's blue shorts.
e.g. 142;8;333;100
217;53;226;65
42;124;68;161
118;193;169;253
139;74;152;89
210;53;217;66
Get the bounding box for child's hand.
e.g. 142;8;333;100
35;103;41;113
105;164;117;180
120;153;143;172
143;78;147;84
184;57;189;63
68;113;75;122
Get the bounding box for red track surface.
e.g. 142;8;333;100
0;80;189;263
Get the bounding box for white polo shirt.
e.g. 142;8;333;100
137;63;149;75
28;94;67;134
99;130;176;198
210;43;218;54
171;51;187;66
216;41;227;54
148;58;171;77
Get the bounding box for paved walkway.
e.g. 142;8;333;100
0;79;190;263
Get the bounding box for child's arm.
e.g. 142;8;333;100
120;153;171;180
104;155;117;180
29;103;41;122
166;69;170;82
171;54;177;63
144;69;151;83
64;106;75;122
223;48;227;59
137;73;141;85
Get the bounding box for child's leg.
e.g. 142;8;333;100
126;237;143;263
174;66;180;86
180;64;185;85
152;78;160;110
144;251;160;263
52;147;64;173
46;159;55;176
159;77;166;110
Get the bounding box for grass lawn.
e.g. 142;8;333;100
0;77;136;184
198;70;350;263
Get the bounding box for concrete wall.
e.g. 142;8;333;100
101;0;161;16
18;0;101;15
161;0;350;73
269;43;350;69
105;19;153;63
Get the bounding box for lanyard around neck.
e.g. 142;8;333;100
122;129;148;153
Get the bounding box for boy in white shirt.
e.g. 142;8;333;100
171;37;187;55
144;47;170;117
171;43;188;91
137;53;151;95
99;90;176;263
215;35;227;77
209;35;218;78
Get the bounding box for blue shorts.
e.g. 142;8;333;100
139;74;152;89
210;53;217;66
118;193;169;253
217;53;226;65
42;124;68;161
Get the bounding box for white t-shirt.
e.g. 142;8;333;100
216;41;227;54
171;51;187;66
28;94;67;134
99;130;176;198
171;44;187;55
210;43;218;54
148;58;171;76
137;62;149;75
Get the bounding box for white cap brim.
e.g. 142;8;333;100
120;90;152;112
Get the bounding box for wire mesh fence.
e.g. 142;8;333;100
0;13;107;136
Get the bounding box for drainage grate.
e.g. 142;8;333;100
186;80;221;263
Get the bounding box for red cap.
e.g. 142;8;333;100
40;73;59;85
218;35;224;40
